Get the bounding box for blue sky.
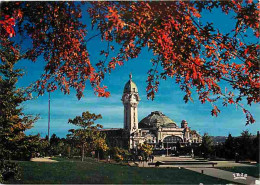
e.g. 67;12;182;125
13;3;259;138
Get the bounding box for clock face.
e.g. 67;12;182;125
123;94;139;103
123;94;129;101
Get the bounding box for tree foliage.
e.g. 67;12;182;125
0;40;39;182
214;131;259;162
0;2;109;99
109;147;130;162
0;40;39;160
67;111;107;161
237;130;254;160
200;133;214;158
224;133;235;159
138;143;153;159
47;134;69;157
0;1;259;124
0;160;20;183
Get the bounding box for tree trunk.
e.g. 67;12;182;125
81;143;84;162
98;150;99;162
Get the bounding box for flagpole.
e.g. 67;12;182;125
48;91;50;141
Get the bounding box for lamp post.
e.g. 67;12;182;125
167;142;169;156
48;91;50;141
131;132;135;150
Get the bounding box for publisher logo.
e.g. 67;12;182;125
233;173;247;180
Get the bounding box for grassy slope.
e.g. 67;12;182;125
217;164;260;178
15;158;233;184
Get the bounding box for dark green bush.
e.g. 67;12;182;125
0;160;20;183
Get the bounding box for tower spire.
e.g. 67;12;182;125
122;73;140;149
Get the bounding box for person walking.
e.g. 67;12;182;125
151;155;154;163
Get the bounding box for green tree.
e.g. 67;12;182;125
237;130;253;160
93;136;109;161
252;132;259;162
0;40;39;182
37;137;50;157
138;143;153;160
0;41;36;160
109;147;130;162
0;46;39;159
200;133;214;159
48;134;67;156
68;111;106;161
224;133;235;159
66;133;80;158
0;160;20;183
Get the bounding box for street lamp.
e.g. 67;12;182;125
167;142;169;156
131;132;134;149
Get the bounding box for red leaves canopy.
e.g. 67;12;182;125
88;1;259;124
1;2;107;99
0;1;259;124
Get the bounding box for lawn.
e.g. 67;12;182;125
217;164;260;178
10;157;234;184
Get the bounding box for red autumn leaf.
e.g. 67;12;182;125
244;48;249;55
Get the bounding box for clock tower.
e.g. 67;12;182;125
122;73;140;136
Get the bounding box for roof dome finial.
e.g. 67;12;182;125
123;73;138;93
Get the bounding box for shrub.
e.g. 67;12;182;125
0;160;20;183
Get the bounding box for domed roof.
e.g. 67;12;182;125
124;73;138;93
139;111;178;128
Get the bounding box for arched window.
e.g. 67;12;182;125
163;136;183;143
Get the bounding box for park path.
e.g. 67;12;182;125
30;157;58;162
133;161;259;184
132;157;259;184
185;167;259;185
